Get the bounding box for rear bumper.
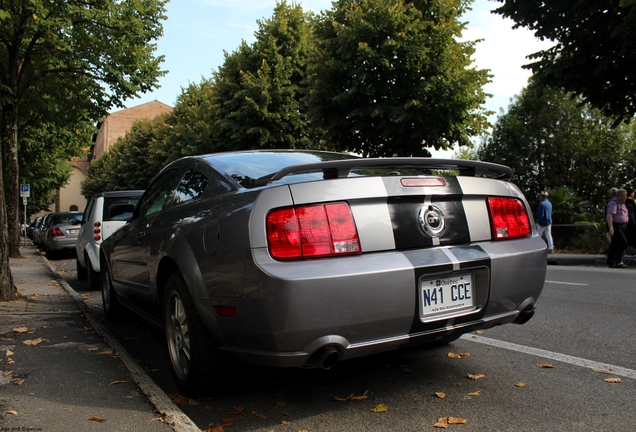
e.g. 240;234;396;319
206;236;547;367
47;237;79;251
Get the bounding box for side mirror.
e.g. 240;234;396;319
109;204;136;222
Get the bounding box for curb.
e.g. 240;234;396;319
40;254;200;432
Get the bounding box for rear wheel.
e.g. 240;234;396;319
163;272;225;398
101;263;123;320
87;256;100;291
76;257;87;281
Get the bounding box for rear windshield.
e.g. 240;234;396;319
205;151;358;189
52;214;83;225
103;197;141;221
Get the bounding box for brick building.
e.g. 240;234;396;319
55;100;173;213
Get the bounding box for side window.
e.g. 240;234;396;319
173;169;209;205
84;199;96;221
137;170;181;218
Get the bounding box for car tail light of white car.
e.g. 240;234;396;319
266;202;361;260
487;197;531;240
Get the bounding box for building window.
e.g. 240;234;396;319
69;205;79;211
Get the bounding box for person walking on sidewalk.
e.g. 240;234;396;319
606;188;629;268
537;192;554;254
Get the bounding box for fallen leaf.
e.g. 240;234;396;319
334;393;354;401
280;411;290;416
109;380;127;385
274;401;285;410
475;330;484;335
12;327;29;333
350;395;369;401
23;338;46;346
99;350;113;355
280;420;290;425
1;337;14;341
369;404;388;413
435;392;446;399
87;416;107;422
433;421;449;429
536;363;555;369
3;371;11;377
188;399;199;406
14;379;25;386
448;417;468;425
467;391;481;396
5;349;14;356
5;358;15;365
231;406;245;414
515;383;527;388
448;352;471;359
467;374;485;380
590;368;612;375
252;411;267;420
6;410;18;415
604;378;622;383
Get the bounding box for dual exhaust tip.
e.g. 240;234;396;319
305;346;341;370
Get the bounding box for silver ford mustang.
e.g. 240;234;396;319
100;150;546;397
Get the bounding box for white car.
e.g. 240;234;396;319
76;190;143;290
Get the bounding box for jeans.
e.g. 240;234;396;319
537;224;553;250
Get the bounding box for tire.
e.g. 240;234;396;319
87;257;101;291
101;262;123;320
76;257;88;281
163;272;225;398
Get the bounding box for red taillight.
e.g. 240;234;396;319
214;305;237;317
94;235;101;241
487;197;531;240
51;227;64;237
266;202;361;260
94;221;101;227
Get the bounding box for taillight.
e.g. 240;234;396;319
487;197;531;240
51;227;64;237
266;202;361;260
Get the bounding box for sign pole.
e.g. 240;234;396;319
20;184;30;248
23;197;27;247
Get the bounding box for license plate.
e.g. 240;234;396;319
68;229;78;234
420;274;475;318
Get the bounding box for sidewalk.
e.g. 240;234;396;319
1;244;199;432
547;252;636;267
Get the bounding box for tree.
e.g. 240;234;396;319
0;0;166;300
212;1;321;151
478;81;636;216
305;0;491;157
493;0;636;124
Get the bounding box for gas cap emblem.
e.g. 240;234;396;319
419;204;445;238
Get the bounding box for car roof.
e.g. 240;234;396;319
89;190;145;200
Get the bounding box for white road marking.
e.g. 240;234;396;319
545;280;588;286
461;335;636;380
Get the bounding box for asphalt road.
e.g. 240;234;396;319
50;254;636;431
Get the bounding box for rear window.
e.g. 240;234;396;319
206;151;358;189
52;214;83;225
103;197;141;221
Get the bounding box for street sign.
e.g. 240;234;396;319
20;184;30;197
23;197;27;205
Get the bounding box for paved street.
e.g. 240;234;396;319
49;254;636;431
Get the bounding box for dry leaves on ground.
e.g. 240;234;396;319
435;392;446;399
86;416;107;422
5;349;14;357
467;391;481;396
604;378;622;383
252;411;266;420
467;374;485;380
6;410;18;415
448;352;471;359
591;368;613;375
12;327;29;333
23;338;46;346
369;404;388;413
434;417;469;428
515;383;527;388
334;390;370;401
536;363;555;369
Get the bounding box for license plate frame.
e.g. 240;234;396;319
419;274;475;320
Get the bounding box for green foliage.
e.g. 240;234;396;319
212;1;321;150
478;81;636;216
493;0;636;124
305;0;492;157
547;187;593;224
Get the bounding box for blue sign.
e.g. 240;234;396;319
20;184;30;197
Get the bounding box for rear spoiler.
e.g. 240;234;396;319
264;158;513;183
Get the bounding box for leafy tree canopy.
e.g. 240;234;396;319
305;0;492;157
478;80;636;216
493;0;636;124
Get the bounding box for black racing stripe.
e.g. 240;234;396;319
388;198;470;250
403;246;492;335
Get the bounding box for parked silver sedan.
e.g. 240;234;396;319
42;212;83;257
100;150;546;397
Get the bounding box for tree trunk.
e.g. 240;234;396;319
2;101;22;258
0;128;16;301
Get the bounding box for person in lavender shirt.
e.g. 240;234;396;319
606;188;629;268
